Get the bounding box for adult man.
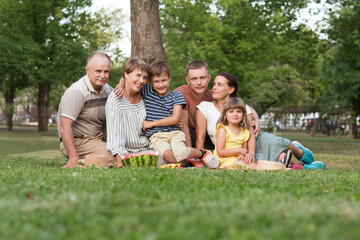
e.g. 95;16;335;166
175;60;260;149
57;52;116;168
175;60;213;148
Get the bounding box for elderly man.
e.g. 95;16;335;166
57;52;116;168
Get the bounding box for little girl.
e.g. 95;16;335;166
213;97;254;168
214;97;293;169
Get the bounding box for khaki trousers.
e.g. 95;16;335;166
149;130;191;162
60;134;116;167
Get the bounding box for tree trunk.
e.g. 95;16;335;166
131;0;166;64
309;116;321;137
4;80;16;131
273;112;278;132
348;116;358;139
37;83;50;132
350;97;360;139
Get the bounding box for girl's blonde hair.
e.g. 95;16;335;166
217;97;250;129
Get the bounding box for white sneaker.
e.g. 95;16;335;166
200;150;219;168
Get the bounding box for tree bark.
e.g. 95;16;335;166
37;83;50;132
349;116;358;139
4;79;15;131
131;0;166;64
350;97;360;139
309;116;321;137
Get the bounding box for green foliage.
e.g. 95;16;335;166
249;64;312;116
0;1;39;96
319;0;360;136
78;7;125;57
0;0;125;126
107;66;123;88
321;46;360;113
326;0;360;68
161;0;222;87
161;0;322;116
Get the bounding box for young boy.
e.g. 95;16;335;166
140;61;218;167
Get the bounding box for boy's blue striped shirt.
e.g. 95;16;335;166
141;84;186;137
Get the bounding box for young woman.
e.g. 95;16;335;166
196;72;325;170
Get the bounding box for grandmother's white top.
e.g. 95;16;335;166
105;92;149;157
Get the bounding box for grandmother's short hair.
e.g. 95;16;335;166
123;57;149;77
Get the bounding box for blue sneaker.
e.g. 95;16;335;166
303;161;326;170
292;141;314;164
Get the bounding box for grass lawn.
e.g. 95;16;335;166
1;126;360;239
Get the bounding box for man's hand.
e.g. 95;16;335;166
114;77;125;98
63;157;80;168
248;106;260;138
142;120;153;131
252;120;260;138
60;116;80;168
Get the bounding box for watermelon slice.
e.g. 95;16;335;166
122;151;159;167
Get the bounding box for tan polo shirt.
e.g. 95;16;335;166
57;75;113;138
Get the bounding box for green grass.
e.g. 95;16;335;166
1;126;360;239
0;126;59;157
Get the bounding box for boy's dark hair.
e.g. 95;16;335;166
186;60;209;75
149;60;171;81
123;57;149;77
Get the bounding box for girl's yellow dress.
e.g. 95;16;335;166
213;124;250;168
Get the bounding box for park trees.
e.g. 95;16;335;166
161;0;322;117
0;0;40;130
320;0;360;138
0;0;123;131
30;0;92;132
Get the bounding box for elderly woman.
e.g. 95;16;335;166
106;58;151;167
196;72;324;169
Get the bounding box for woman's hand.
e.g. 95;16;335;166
248;106;260;138
116;155;124;168
142;120;153;131
236;155;245;161
244;153;255;164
